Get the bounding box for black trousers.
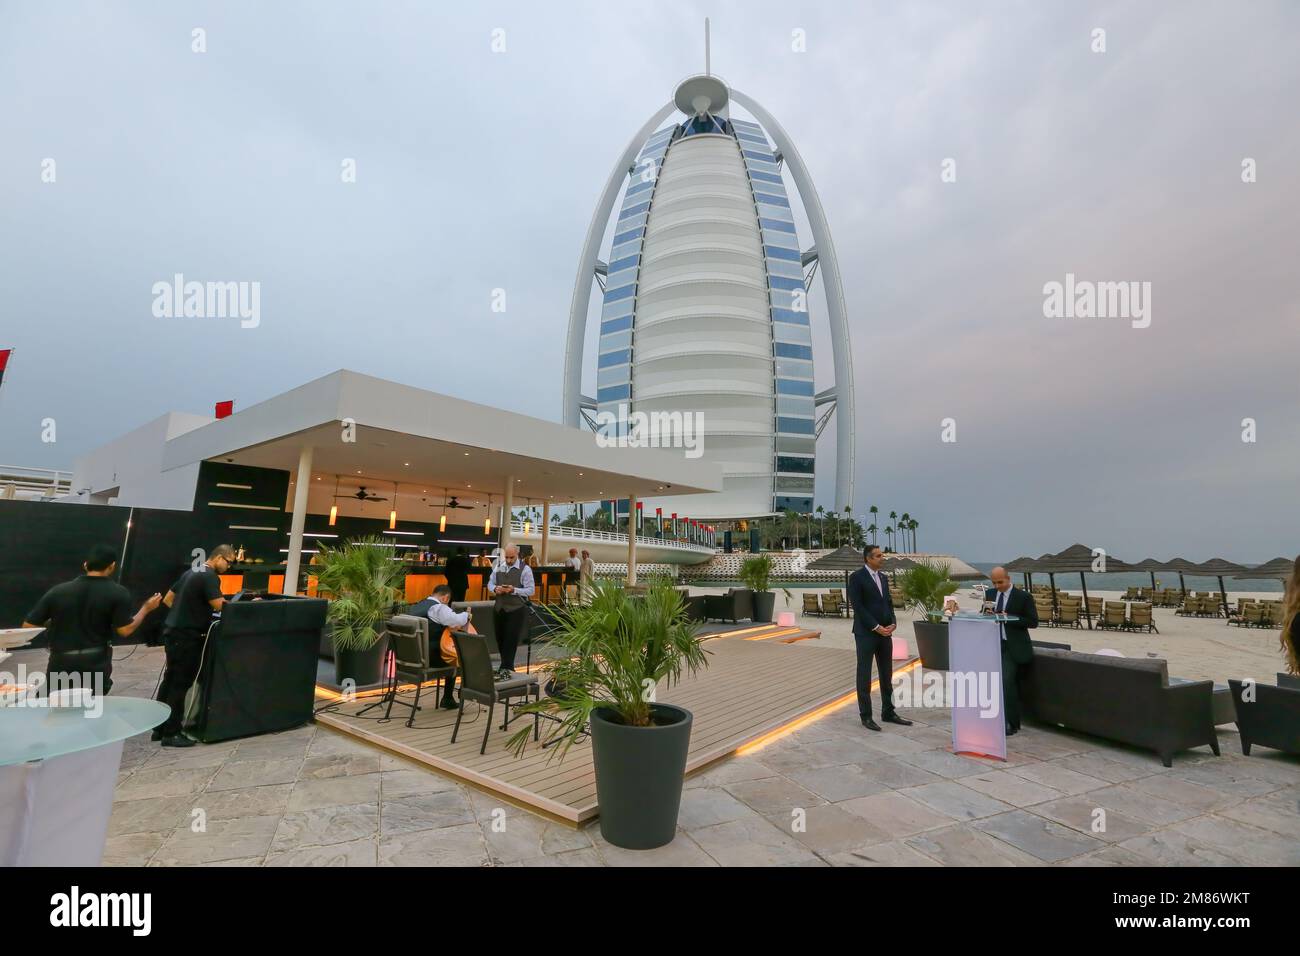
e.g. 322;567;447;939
493;605;527;670
47;648;113;695
1002;649;1026;730
854;630;897;720
156;626;204;736
448;581;468;603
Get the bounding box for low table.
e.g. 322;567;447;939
1169;677;1235;725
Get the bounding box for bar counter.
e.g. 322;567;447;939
222;563;578;604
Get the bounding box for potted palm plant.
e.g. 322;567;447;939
508;580;708;849
896;559;959;670
312;536;404;686
739;553;788;623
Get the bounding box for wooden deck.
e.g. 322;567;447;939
315;634;882;825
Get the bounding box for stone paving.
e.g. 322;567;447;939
14;641;1296;868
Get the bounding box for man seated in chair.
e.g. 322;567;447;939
422;585;476;709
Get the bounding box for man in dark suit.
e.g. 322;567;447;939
848;545;913;731
986;566;1039;736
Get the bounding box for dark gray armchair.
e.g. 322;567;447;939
704;588;753;623
1228;678;1300;756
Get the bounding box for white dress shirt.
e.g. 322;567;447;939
427;599;469;631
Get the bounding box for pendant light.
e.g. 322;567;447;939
389;481;398;530
484;493;492;535
439;488;448;533
329;475;340;526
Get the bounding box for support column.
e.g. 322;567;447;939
541;500;551;564
284;445;313;596
499;475;515;550
626;493;638;586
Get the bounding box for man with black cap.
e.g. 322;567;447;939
23;545;161;696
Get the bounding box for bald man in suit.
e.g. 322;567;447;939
986;565;1039;735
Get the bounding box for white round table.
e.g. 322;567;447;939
0;697;168;866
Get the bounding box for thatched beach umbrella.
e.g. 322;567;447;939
1030;544;1138;628
806;545;866;594
1155;557;1202;600
1188;558;1250;618
1246;556;1298;580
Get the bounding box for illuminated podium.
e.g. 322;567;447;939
948;612;1016;761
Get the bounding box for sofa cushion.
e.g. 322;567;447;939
1032;647;1169;685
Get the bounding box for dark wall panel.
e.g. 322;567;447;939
0;499;132;646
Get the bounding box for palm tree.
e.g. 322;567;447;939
899;512;911;553
909;518;919;553
867;522;878;546
884;524;894;551
815;505;825;548
868;505;878;539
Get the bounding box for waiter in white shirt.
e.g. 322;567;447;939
487;544;535;678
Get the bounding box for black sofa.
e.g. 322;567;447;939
703;589;753;623
1227;676;1300;756
1021;647;1219;766
186;595;328;743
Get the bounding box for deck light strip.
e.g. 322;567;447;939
734;658;922;756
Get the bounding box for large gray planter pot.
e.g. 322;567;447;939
333;631;389;687
913;620;950;670
590;703;693;850
751;590;776;623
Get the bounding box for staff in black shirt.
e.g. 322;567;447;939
23;545;161;696
153;544;234;747
444;547;471;603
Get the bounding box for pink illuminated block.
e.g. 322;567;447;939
776;611;796;627
891;634;910;660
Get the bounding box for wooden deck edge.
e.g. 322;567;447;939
313;711;586;826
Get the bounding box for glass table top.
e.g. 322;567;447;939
0;696;169;767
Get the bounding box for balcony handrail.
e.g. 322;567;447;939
509;519;714;553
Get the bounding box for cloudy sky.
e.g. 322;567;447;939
1;0;1296;562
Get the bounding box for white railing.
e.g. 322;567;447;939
0;465;72;501
509;520;715;554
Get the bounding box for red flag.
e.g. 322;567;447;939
0;349;11;389
215;400;234;419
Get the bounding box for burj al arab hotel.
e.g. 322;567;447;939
561;51;855;522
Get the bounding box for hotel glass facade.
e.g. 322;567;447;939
594;110;814;519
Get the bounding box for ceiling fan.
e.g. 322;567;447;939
335;486;388;502
442;494;474;510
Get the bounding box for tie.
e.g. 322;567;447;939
996;591;1005;613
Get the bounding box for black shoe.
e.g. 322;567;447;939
1005;724;1019;737
440;695;459;710
150;729;164;741
882;714;913;726
861;717;882;732
160;733;196;748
